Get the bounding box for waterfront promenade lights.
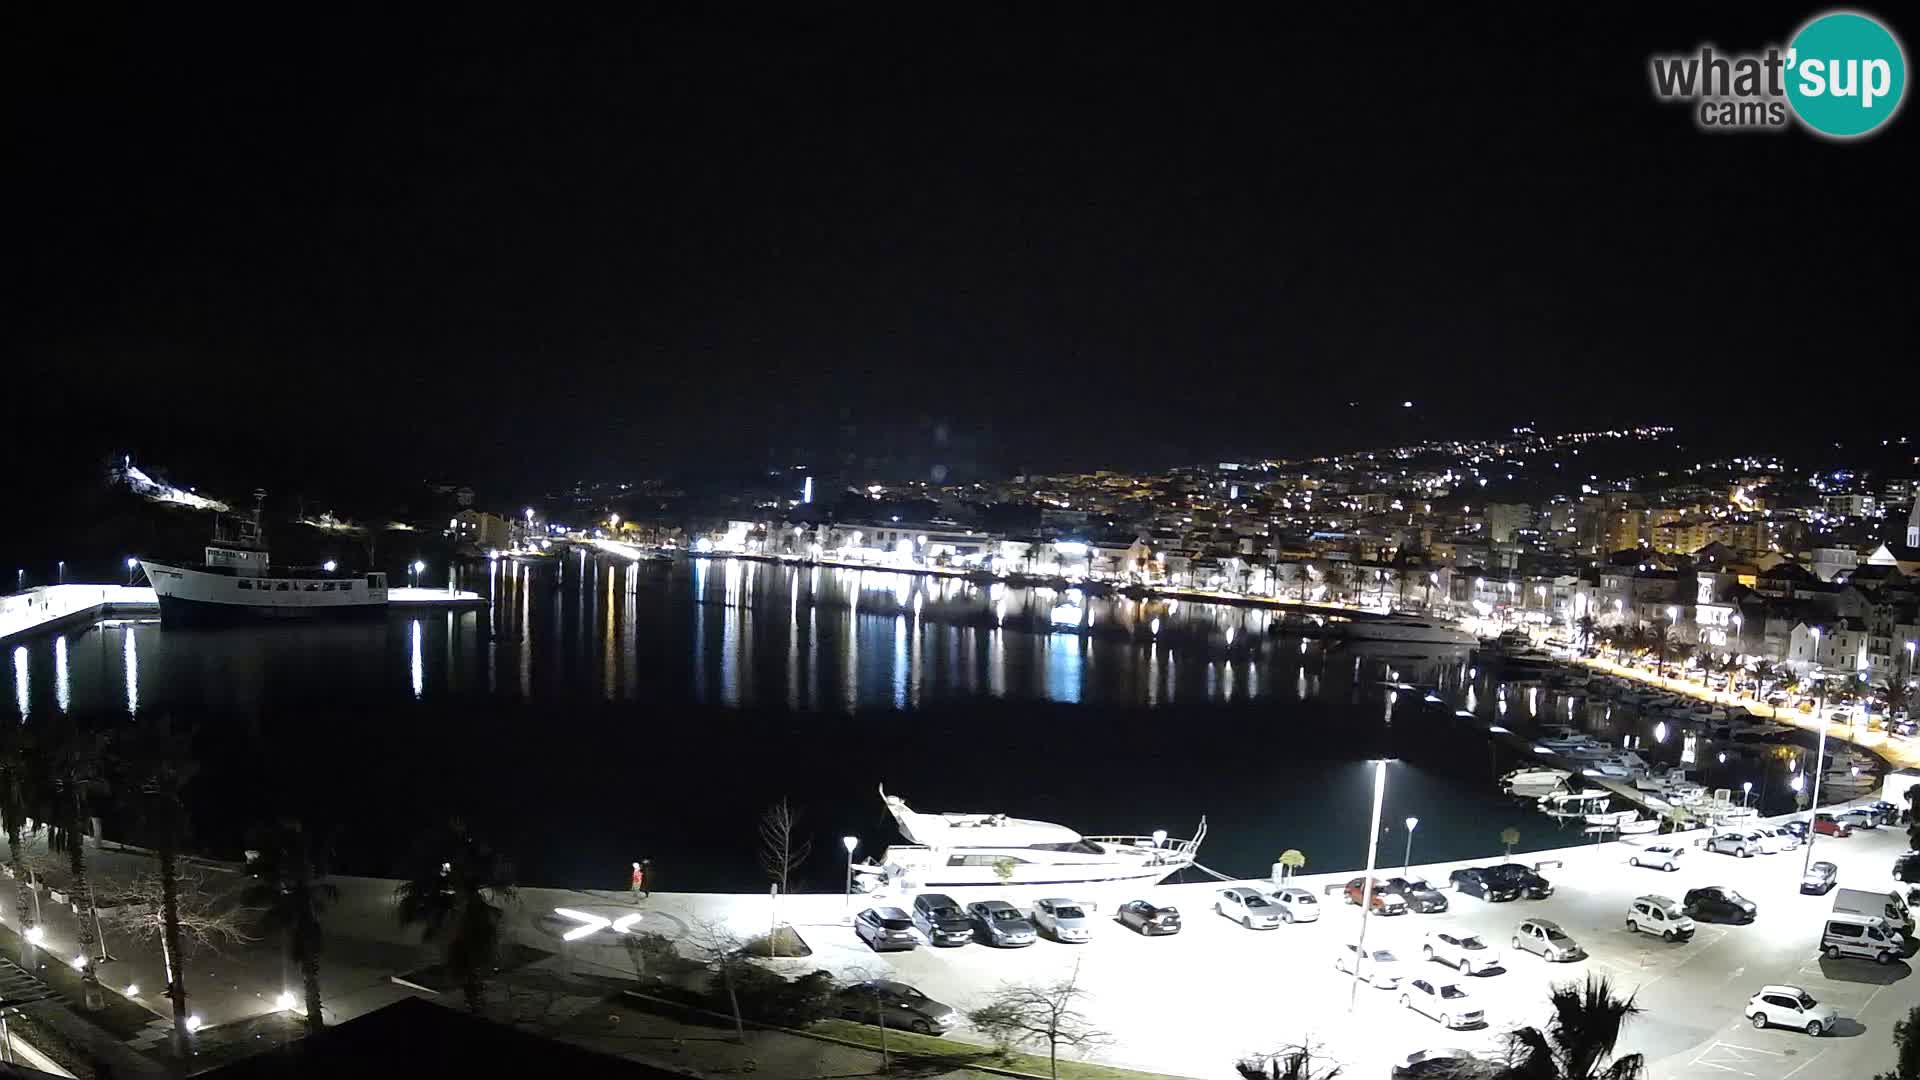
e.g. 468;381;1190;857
125;557;138;585
1403;817;1420;875
842;836;859;914
1801;676;1829;878
412;559;426;588
1349;758;1392;1013
1741;781;1753;808
57;560;64;585
322;560;336;573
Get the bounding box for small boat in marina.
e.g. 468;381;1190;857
1502;767;1573;795
1539;789;1612;818
1586;810;1661;835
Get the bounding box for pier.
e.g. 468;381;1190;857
0;583;484;645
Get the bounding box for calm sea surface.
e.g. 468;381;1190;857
7;553;1820;892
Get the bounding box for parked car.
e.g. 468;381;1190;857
1813;813;1853;837
1486;863;1554;898
1865;800;1901;823
1269;887;1321;923
1115;900;1182;936
966;900;1036;947
1706;830;1765;858
1512;918;1585;962
1896;853;1919;884
1400;978;1485;1029
910;894;975;947
1450;867;1521;902
1334;943;1404;988
1344;877;1409;915
855;907;921;952
1031;898;1094;943
1744;985;1837;1037
1836;809;1879;830
1780;820;1811;842
1422;931;1501;975
1685;886;1757;923
1626;895;1696;941
833;981;957;1034
1822;915;1900;964
1629;844;1687;871
1800;860;1839;895
1216;887;1285;929
1755;826;1798;852
1392;1049;1498;1079
1383;877;1450;914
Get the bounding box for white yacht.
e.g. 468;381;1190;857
857;786;1206;890
1538;789;1612;818
138;495;389;625
1333;614;1477;647
1501;767;1573;796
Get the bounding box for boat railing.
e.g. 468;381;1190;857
1087;817;1208;863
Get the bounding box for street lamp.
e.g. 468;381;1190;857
842;836;859;913
1403;817;1420;874
412;559;426;588
1741;781;1752;808
322;560;337;573
57;560;64;585
125;557;139;585
1349;759;1392;1012
1801;676;1829;878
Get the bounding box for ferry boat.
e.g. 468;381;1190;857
137;495;389;625
856;785;1206;890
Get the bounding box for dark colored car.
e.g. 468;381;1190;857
1896;854;1919;885
1383;876;1450;914
1488;863;1553;899
1685;886;1757;923
1450;867;1520;903
1779;820;1811;843
910;893;975;947
1115;900;1182;936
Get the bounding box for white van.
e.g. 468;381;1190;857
1821;915;1901;964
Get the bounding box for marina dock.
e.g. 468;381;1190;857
0;582;484;645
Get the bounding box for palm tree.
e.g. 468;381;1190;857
1502;974;1646;1079
1575;615;1599;656
1501;827;1521;857
243;820;339;1034
1276;849;1306;882
0;722;36;957
1293;562;1315;604
394;820;518;1013
39;718;110;1009
1321;565;1349;605
114;716;198;1056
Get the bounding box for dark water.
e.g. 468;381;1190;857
7;553;1826;892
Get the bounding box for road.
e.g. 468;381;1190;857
575;797;1914;1079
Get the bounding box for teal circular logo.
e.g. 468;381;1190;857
1786;11;1907;138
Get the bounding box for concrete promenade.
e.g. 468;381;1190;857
9;786;1910;1079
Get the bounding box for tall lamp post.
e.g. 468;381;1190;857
1349;759;1391;1012
841;836;859;915
1741;781;1753;809
411;559;426;589
125;557;139;586
1801;676;1829;878
1402;817;1420;875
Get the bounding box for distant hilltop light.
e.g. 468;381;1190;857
1403;400;1414;407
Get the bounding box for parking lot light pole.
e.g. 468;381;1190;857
842;836;859;915
1350;759;1391;1013
1403;817;1419;875
1801;678;1828;878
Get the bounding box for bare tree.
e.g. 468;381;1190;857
98;868;259;1041
758;798;812;894
686;917;749;1044
1236;1041;1344;1080
967;962;1111;1080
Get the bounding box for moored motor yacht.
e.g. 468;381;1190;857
857;786;1206;891
1332;614;1477;647
1501;766;1574;795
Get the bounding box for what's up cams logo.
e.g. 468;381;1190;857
1650;10;1906;138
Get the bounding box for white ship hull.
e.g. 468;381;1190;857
140;560;387;624
1336;616;1477;646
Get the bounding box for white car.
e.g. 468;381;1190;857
1626;895;1696;942
1399;978;1485;1029
1422;931;1501;975
1745;984;1838;1037
1629;844;1687;871
1216;887;1284;929
1268;887;1321;924
1835;809;1879;830
1755;825;1798;852
1335;943;1403;989
1031;898;1094;943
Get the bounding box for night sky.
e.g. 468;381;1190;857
16;6;1913;491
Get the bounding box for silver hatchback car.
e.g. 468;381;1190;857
1512;918;1585;962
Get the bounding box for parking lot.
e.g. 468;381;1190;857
778;797;1916;1078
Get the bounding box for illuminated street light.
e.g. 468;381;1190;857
1801;676;1830;878
1402;817;1420;875
125;556;139;585
322;560;336;572
1349;759;1392;1013
1741;781;1752;808
842;836;859;914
